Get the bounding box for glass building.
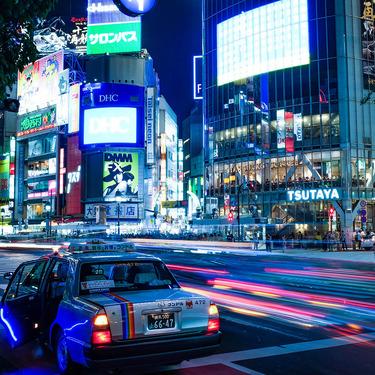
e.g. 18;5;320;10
203;0;375;239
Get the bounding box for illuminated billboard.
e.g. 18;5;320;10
87;0;141;55
103;152;139;199
217;0;309;86
80;82;144;149
17;50;64;114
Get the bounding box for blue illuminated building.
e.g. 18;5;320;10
203;0;375;240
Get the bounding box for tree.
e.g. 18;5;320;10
0;0;57;99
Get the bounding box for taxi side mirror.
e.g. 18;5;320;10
3;272;13;280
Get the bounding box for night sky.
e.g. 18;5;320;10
50;0;203;124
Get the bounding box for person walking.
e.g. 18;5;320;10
327;231;334;252
315;231;322;250
322;234;328;252
355;230;362;250
266;233;272;252
340;231;348;251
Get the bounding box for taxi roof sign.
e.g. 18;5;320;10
68;240;135;253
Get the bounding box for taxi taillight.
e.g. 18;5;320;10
92;313;111;344
207;302;219;332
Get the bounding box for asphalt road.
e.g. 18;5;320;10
0;244;375;375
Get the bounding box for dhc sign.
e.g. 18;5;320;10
287;188;342;202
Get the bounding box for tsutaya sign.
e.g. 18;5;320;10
287;188;342;202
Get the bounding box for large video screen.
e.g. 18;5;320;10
79;82;144;149
217;0;309;86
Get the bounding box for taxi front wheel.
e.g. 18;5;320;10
55;328;81;375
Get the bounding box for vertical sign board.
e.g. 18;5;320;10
285;111;294;153
294;113;303;141
17;146;24;214
87;0;141;55
193;56;203;100
277;109;285;149
69;83;80;133
146;87;155;164
361;0;375;90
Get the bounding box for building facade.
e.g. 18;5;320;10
203;0;375;239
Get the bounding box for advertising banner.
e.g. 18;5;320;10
17;50;64;114
146;87;155;164
66;136;82;215
87;0;141;55
18;106;57;139
34;16;87;54
193;56;203;100
277;109;285;149
80;82;144;149
361;0;375;89
69;83;80;133
103;152;139;199
17;146;24;214
294;113;303;141
85;203;138;220
0;156;10;201
285;111;294;153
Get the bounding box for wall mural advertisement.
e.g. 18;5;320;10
361;0;375;89
17;50;64;114
103;152;139;199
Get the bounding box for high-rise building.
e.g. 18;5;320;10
203;0;375;240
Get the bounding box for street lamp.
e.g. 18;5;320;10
1;208;4;235
115;191;122;237
45;202;51;238
237;183;244;241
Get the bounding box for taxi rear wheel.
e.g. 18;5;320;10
55;328;81;375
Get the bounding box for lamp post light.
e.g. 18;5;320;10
115;191;122;237
1;208;4;235
45;202;51;238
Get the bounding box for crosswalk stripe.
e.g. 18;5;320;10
181;331;375;369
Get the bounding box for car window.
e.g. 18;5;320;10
79;261;179;295
6;261;48;300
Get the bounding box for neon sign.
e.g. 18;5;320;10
287;188;341;202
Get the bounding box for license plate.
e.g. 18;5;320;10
148;312;175;330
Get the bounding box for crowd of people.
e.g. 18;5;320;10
264;230;350;252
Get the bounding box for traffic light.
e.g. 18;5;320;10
329;207;335;218
228;211;234;222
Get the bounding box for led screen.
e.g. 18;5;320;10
217;0;309;86
83;107;137;146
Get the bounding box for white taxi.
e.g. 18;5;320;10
0;240;221;374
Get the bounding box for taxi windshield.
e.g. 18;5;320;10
79;260;179;295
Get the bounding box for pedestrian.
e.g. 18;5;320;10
253;233;259;251
355;230;362;250
340;231;348;251
266;233;272;252
327;231;334;251
297;231;303;249
282;234;287;253
322;234;328;252
315;231;322;250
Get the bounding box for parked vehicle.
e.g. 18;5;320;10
0;240;221;374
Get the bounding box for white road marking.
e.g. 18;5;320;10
181;332;375;369
223;361;267;375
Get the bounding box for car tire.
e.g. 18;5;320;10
55;328;81;375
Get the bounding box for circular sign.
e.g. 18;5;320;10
360;200;367;208
361;210;367;216
113;0;156;16
357;210;361;215
361;217;367;223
